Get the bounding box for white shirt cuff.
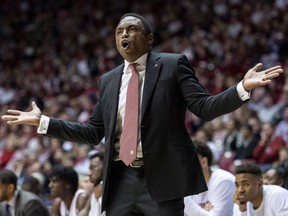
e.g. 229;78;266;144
37;115;50;134
237;81;250;101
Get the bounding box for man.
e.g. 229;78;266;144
0;169;49;216
252;122;285;165
49;165;89;216
233;163;288;216
184;141;235;216
262;167;285;187
79;152;105;216
21;176;41;196
1;13;283;215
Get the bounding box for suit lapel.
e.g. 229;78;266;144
108;65;123;134
141;52;161;121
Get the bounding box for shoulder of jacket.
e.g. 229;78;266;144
158;52;184;59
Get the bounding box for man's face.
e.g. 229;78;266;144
262;169;283;186
89;157;103;185
49;177;65;198
115;16;153;62
0;183;10;202
235;173;262;204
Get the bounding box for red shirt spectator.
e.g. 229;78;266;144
253;123;286;164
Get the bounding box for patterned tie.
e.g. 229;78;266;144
119;63;140;165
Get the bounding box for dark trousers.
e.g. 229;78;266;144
106;161;184;216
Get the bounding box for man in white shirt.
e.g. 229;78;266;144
184;141;235;216
233;162;288;216
79;151;105;216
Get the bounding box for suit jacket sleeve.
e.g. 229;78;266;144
177;55;245;121
46;82;105;144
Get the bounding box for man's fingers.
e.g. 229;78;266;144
2;115;19;121
253;63;263;71
7;120;20;125
31;101;39;109
264;65;283;74
6;110;21;115
264;69;283;81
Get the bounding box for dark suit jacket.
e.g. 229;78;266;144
0;190;49;216
46;52;245;210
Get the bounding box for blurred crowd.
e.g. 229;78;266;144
1;0;288;210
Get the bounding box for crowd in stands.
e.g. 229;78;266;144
1;0;288;214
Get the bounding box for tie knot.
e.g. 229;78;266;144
129;63;138;73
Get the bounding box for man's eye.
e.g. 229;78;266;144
130;27;139;32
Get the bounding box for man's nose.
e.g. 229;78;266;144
238;185;245;193
121;29;128;38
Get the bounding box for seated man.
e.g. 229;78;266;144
0;169;49;216
233;162;288;216
79;151;105;216
262;167;285;187
184;141;235;216
49;165;89;216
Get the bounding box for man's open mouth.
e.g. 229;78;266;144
121;40;130;48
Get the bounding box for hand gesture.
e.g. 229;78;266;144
242;63;283;91
233;191;247;212
202;201;214;211
1;101;42;127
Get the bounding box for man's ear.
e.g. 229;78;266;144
7;184;15;194
258;177;263;189
147;33;154;45
202;156;208;167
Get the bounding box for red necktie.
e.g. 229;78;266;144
119;63;139;165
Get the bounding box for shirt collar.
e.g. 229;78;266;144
123;53;148;74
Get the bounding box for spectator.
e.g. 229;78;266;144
219;118;241;171
275;105;288;144
273;147;288;189
256;93;282;124
233;163;288;216
49;165;89;216
22;175;41;196
234;124;260;160
184;141;235;216
0;169;49;216
252;122;286;166
193;128;221;164
24;172;52;210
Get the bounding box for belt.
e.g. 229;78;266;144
129;158;144;168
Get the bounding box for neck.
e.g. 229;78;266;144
204;168;212;183
252;188;263;209
62;193;74;209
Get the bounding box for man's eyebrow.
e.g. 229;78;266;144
239;179;251;183
117;24;140;29
50;177;58;180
